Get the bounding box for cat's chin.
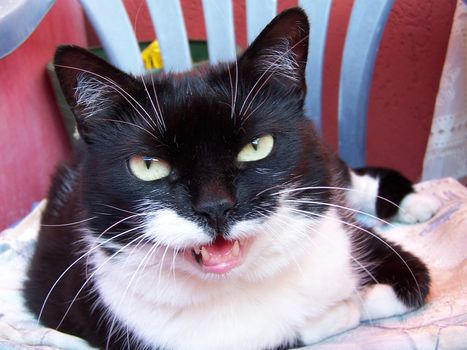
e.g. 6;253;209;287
185;236;249;275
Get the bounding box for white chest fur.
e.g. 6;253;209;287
90;209;359;350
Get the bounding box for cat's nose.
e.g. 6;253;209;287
193;186;235;232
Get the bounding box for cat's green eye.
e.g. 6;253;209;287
237;134;274;162
128;156;171;181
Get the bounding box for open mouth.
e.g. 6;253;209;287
190;236;244;274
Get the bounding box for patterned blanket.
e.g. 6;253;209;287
1;178;466;350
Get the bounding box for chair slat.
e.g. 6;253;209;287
80;0;145;75
338;0;394;168
246;0;277;45
300;0;332;135
201;0;236;64
146;0;192;72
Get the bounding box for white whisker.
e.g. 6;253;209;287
274;185;403;212
56;64;158;135
238;35;308;120
105;238;162;350
149;72;166;132
284;198;394;227
99;118;160;141
36;215;146;326
41;216;97;227
288;207;423;302
55;232;147;330
141;75;164;133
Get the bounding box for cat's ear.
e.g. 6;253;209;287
54;45;139;141
238;8;309;90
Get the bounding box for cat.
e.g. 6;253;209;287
24;8;438;350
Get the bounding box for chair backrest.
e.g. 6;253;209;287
79;0;394;168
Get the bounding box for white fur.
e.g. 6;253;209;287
298;283;411;344
143;208;211;248
256;38;301;83
348;171;440;226
347;171;381;227
359;284;409;321
299;284;412;343
75;74;113;119
299;297;361;344
395;192;440;224
90;206;361;349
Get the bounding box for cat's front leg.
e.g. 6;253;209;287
297;297;361;345
296;283;421;347
297;290;410;346
346;167;440;227
355;225;431;315
298;280;427;347
297;283;421;347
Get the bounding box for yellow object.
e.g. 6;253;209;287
141;40;163;70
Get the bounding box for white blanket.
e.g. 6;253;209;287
1;178;466;350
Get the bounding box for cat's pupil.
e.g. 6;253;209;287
143;157;152;169
251;138;259;150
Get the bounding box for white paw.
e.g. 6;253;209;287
300;298;361;345
395;192;440;224
360;284;409;321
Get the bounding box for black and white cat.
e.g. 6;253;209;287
25;8;438;350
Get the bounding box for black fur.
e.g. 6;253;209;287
24;8;430;350
354;227;430;308
354;167;414;219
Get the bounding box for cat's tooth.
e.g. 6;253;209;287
193;246;201;255
200;246;210;261
232;240;240;257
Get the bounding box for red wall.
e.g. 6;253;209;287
0;0;87;230
365;0;455;178
0;0;455;230
321;0;455;179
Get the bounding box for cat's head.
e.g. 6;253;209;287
55;8;335;282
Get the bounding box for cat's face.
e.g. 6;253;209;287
55;10;334;281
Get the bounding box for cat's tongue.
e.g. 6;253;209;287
196;237;242;274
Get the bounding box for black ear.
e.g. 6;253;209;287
54;46;139;140
239;8;309;90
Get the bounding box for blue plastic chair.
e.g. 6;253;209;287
0;0;55;59
78;0;394;168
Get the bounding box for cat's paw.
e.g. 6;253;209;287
299;298;360;345
360;284;409;321
395;192;440;224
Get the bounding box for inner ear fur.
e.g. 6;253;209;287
239;8;309;88
54;45;139;118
